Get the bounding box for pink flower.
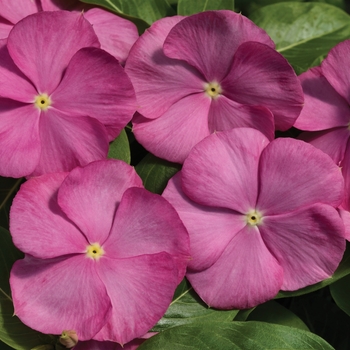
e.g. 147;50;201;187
9;160;190;344
125;11;304;163
294;39;350;212
0;11;136;178
0;0;139;64
162;128;346;309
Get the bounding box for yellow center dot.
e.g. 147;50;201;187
204;82;222;99
245;210;263;226
34;93;51;111
86;243;104;260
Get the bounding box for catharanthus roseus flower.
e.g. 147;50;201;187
125;10;304;163
9;160;190;344
162;128;346;309
0;11;136;177
0;0;139;64
294;39;350;212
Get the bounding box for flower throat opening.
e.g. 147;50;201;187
34;93;51;111
204;82;222;99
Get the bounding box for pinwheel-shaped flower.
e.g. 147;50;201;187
0;11;136;178
163;128;346;309
294;39;350;212
9;160;190;344
126;10;304;163
0;0;138;64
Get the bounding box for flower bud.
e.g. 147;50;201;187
59;330;78;348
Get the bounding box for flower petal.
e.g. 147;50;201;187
0;0;39;23
260;204;345;290
7;11;100;93
52;47;136;141
84;8;139;64
10;172;89;258
0;100;40;178
257;138;344;215
57;160;143;245
104;187;190;282
125;16;205;120
0;19;12;39
187;225;283;309
163;11;274;82
340;142;350;211
208;95;275;140
181;128;269;212
10;255;111;340
338;208;350;241
294;66;350;130
163;173;246;271
133;93;211;163
321;39;350;104
221;42;304;130
32;109;109;176
40;0;80;11
0;40;37;102
298;127;349;165
94;253;179;344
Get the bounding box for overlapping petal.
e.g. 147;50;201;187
321;39;350;104
0;19;12;39
58;160;143;245
294;67;350;130
32;109;109;176
10;172;89;258
94;253;179;344
340;142;350;211
187;225;283;309
10;255;111;341
125;16;204;120
133;94;211;163
83;8;139;64
207;95;275;140
0;100;41;177
260;204;345;290
181;128;269;212
163;11;274;82
40;0;81;11
221;42;303;130
298;127;349;165
0;0;39;23
257;138;344;215
52;47;136;141
163;173;246;271
0;40;37;102
7;11;100;94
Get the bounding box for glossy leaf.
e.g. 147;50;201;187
0;227;54;349
152;279;238;332
250;2;350;73
276;245;350;298
330;274;350;317
140;321;334;349
247;300;309;331
80;0;175;24
108;128;131;164
135;153;181;194
177;0;235;15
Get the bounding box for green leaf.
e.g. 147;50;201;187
0;227;54;349
250;2;350;73
135;153;181;194
80;0;175;24
247;300;309;331
177;0;235;15
108;129;131;164
330;274;350;317
140;321;334;349
276;244;350;298
152;279;238;332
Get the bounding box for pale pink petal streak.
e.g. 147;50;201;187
7;11;100;93
58;160;143;245
181;128;269;212
260;204;345;290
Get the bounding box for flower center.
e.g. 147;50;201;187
86;243;104;260
34;93;51;111
204;82;222;99
245;210;262;226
